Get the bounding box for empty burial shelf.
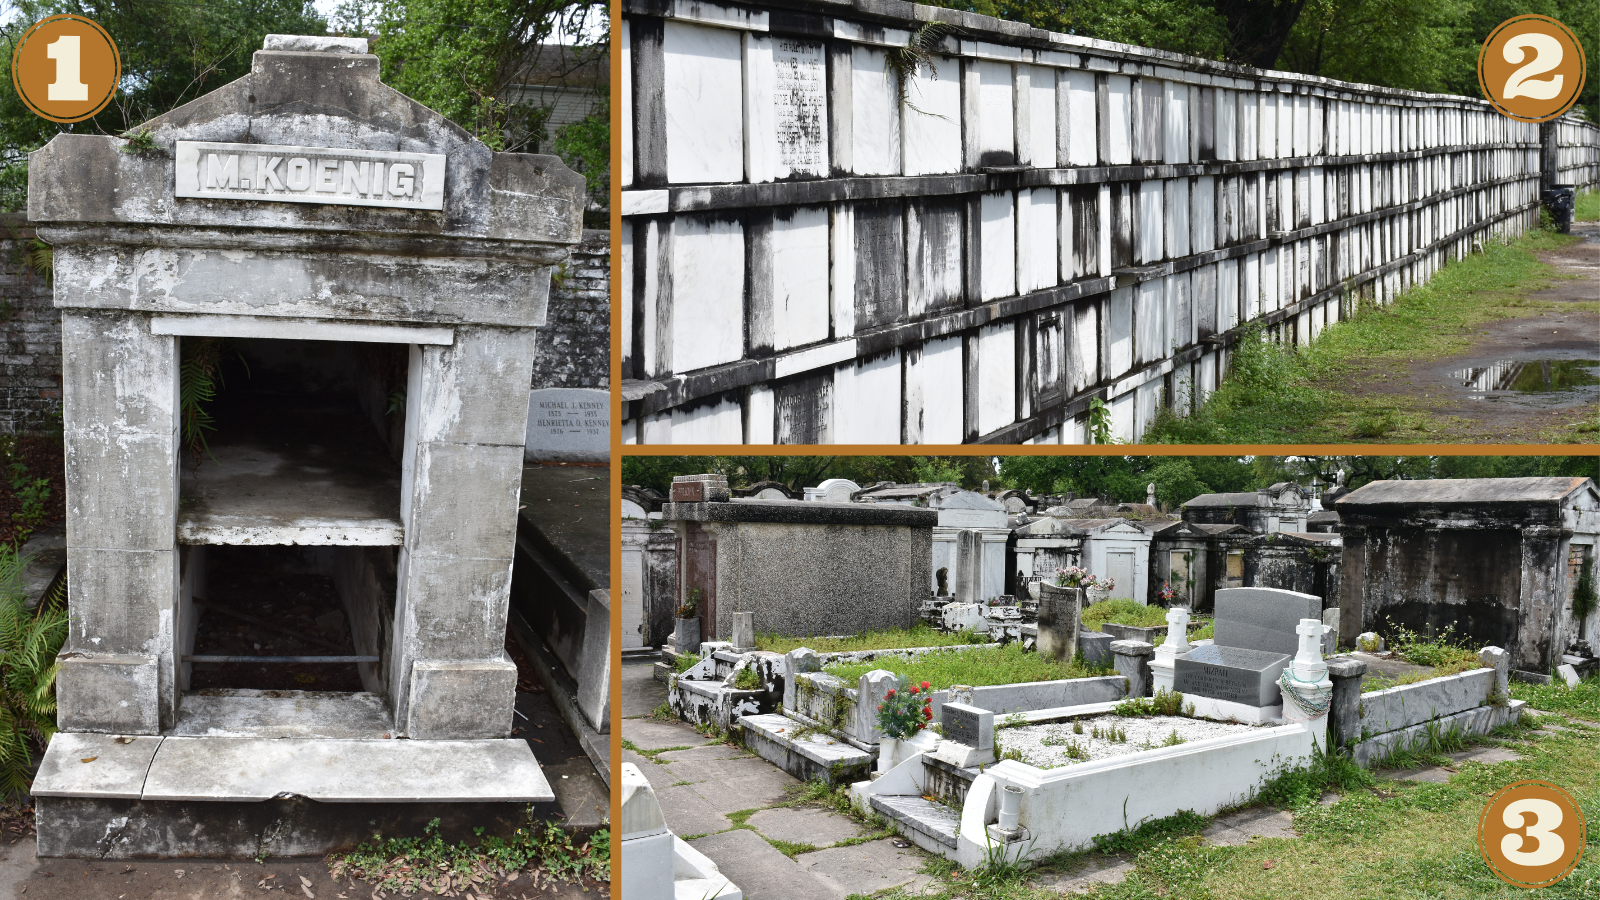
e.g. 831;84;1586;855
177;337;406;546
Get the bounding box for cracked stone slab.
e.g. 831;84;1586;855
1035;855;1134;894
1389;765;1454;783
747;806;868;848
689;828;838;900
622;718;714;751
32;733;162;799
796;837;934;896
1448;747;1523;765
1202;807;1297;845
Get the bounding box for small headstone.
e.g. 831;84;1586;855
941;702;995;751
1172;644;1292;707
1213;587;1321;657
730;612;755;650
1078;631;1113;668
525;388;608;462
953;530;982;604
1036;583;1082;662
806;478;861;502
752;487;789;500
858;670;898;743
671;474;731;503
1557;664;1581;687
1356;631;1384;652
782;647;820;711
941;602;985;633
1479;646;1509;695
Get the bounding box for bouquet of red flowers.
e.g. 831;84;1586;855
876;676;934;739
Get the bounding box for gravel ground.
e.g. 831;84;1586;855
1002;716;1262;769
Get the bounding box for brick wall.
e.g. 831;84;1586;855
531;229;611;390
0;215;61;435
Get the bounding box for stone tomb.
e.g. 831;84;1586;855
935;702;995;767
1173;645;1292;707
29;35;585;857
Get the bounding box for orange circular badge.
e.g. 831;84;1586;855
1479;779;1586;888
1478;15;1587;123
10;14;120;123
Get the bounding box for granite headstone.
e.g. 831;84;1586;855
1212;587;1321;657
941;702;994;751
1036;583;1082;662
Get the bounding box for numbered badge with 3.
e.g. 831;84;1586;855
1479;779;1587;887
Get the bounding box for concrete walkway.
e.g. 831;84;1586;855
622;657;934;899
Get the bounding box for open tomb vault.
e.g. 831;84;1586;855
26;35;586;857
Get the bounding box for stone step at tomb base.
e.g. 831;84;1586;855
870;794;960;853
738;713;872;785
32;733;554;857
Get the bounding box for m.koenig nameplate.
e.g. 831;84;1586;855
174;141;446;210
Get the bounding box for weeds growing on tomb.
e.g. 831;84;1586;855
825;642;1091;688
1081;598;1170;632
755;622;987;654
328;817;608;893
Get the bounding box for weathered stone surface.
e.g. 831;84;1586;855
1037;583;1082;662
941;702;993;750
1480;646;1510;695
404;657;518;739
524;388;608;462
403;441;525;560
1213;586;1321;656
1112;639;1155;698
32;733;162;799
576;589;612;734
1326;656;1368;748
400;553;515;659
1172;644;1291;707
1078;630;1114;667
414;328;540;447
53;655;162;735
1358;668;1494;734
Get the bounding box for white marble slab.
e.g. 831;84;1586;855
1027;65;1057;167
977;321;1016;436
1062;70;1097;166
663;20;744;184
980;191;1016;300
1018;188;1058;293
770;206;831;351
1191;176;1215;253
1163;82;1189;165
1106;286;1133;376
1137;180;1164;263
1165;177;1190;259
903;55;961;175
1103;75;1132;165
671;216;745;373
852;46;901;175
1135;279;1165;364
833;351;902;443
1215;89;1236;161
912;334;964;444
669;395;744;444
977;59;1015;163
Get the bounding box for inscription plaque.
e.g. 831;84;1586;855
525;388;608;462
941;702;993;750
175;140;446;210
772;39;827;177
1172;643;1290;707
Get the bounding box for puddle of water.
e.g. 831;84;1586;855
1449;358;1600;406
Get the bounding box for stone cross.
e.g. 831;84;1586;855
1291;618;1328;681
1158;606;1191;658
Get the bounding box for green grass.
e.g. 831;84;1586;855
1081;598;1169;632
1143;229;1592;444
823;642;1094;688
1511;675;1600;721
1576;188;1599;222
756;622;988;654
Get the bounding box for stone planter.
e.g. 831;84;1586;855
1086;585;1113;604
674;617;701;654
877;737;898;774
1036;583;1083;662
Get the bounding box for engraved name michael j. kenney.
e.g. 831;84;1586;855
174;140;446;210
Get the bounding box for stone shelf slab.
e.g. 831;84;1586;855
33;733;163;799
178;397;403;546
170;689;393;739
35;734;552;803
143;737;553;802
740;713;872;784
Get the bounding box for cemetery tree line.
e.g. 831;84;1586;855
930;0;1598;121
0;0;609;213
622;454;1600;510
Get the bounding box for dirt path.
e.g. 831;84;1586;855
1338;221;1600;443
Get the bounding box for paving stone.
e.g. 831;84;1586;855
747;806;868;848
693;769;801;814
1318;791;1340;807
796;837;934;896
666;755;796;787
621;748;680;792
623;658;670;719
656;744;757;764
690;827;840;900
1202;807;1297;845
1390;765;1454;783
1036;856;1134;894
655;783;735;839
1448;747;1523;765
623;718;713;751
